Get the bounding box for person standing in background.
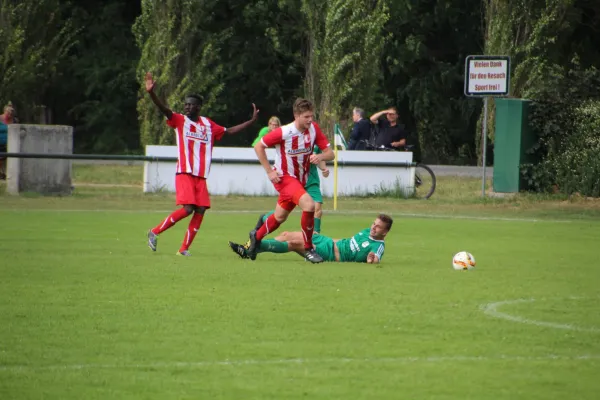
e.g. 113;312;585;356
0;102;17;180
369;107;407;150
251;116;281;147
347;107;371;150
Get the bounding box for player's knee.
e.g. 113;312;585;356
195;206;206;215
301;199;315;212
276;231;289;240
288;238;304;248
183;205;195;215
274;213;288;223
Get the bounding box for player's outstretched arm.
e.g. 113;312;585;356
227;104;259;134
367;252;380;264
145;72;173;119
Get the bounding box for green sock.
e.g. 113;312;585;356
262;210;275;224
314;217;321;233
258;239;289;253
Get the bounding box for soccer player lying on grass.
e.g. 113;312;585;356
144;71;259;256
229;214;392;264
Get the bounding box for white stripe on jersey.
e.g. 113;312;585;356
376;244;384;259
200;116;213;175
175;128;181;174
274;122;316;184
182;118;193;173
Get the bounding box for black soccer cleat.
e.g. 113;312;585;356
247;230;260;261
229;241;249;259
304;248;324;264
255;213;266;231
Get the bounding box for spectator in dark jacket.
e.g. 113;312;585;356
347;107;372;150
369;107;407;150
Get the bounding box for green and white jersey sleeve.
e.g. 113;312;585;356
336;228;385;263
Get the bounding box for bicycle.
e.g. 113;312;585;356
358;140;436;199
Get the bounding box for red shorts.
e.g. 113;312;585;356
273;176;307;212
175;174;210;208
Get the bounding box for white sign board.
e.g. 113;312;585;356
464;55;510;97
143;146;415;197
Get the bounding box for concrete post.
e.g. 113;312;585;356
6;124;73;195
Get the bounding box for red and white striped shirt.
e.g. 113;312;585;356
261;121;330;186
167;113;226;178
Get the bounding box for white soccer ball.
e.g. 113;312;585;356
452;251;476;270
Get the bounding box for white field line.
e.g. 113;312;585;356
0;209;576;223
1;354;599;372
481;299;600;333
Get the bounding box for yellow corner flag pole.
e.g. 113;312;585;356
333;123;339;211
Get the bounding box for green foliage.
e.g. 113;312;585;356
481;0;576;154
0;0;78;122
1;0;597;167
134;0;307;147
66;1;141;154
553;101;600;196
484;0;600;196
318;0;389;132
298;0;327;111
382;0;483;164
522;66;600;196
133;0;230;146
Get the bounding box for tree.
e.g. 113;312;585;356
0;0;78;122
381;0;483;164
484;0;600;194
64;0;141;153
134;0;308;147
318;0;389;132
133;0;230;146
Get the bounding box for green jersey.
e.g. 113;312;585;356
305;145;321;187
336;228;385;263
251;126;270;147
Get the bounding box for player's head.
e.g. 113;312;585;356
293;98;314;131
370;213;393;240
3;102;15;119
386;107;399;123
184;94;203;118
352;107;364;122
268;116;281;131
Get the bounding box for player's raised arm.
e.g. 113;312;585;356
145;72;173;120
226;103;259;134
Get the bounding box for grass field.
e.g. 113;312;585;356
0;165;599;399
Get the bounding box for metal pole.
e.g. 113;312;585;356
481;97;489;197
333;123;339;211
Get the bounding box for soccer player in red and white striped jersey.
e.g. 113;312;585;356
144;72;259;256
246;98;334;263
